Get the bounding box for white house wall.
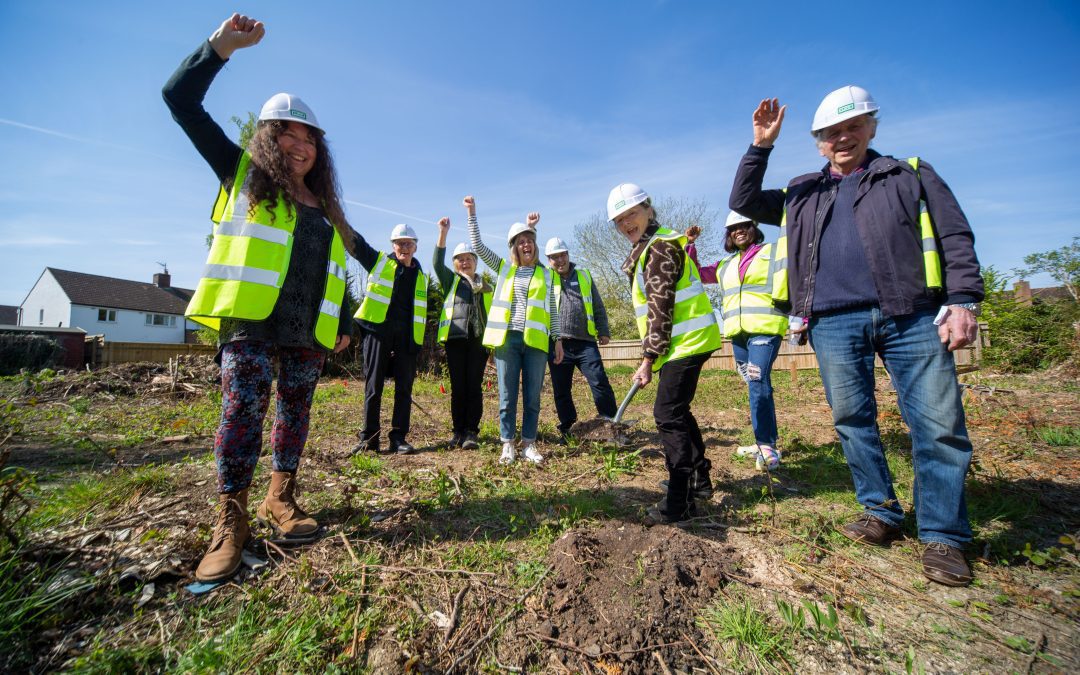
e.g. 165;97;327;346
20;270;71;328
71;305;186;343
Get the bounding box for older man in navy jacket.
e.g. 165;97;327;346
729;86;983;587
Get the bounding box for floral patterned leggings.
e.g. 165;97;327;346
214;341;325;493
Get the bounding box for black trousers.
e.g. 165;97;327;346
654;351;713;513
548;338;618;435
361;331;417;447
445;336;488;435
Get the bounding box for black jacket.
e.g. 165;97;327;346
729;145;983;318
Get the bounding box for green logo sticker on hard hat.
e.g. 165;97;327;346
290;109;308;120
836;103;855;114
614;200;626;210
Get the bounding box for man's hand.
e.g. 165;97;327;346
463;196;476;217
753;98;786;148
599;336;610;346
553;340;564;365
685;225;702;244
526;212;540;228
209;13;265;60
633;358;652;388
333;334;351;354
938;306;978;352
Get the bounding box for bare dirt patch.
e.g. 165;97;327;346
499;521;739;672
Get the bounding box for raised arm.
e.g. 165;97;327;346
432;217;455;289
464;196;503;271
728;98;789;226
162;14;268;184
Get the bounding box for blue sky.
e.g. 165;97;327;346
2;1;1078;308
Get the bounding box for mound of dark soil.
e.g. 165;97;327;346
501;521;739;672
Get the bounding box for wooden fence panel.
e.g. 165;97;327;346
597;322;986;372
85;337;216;367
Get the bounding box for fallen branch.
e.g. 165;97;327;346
445;567;550;674
443;585;469;645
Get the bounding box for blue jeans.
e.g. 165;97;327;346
494;330;548;442
808;307;973;548
730;333;781;446
548;338;618;434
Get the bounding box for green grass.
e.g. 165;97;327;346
698;594;791;672
28;464;176;529
1035;425;1080;446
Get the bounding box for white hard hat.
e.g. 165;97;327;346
544;237;569;256
506;222;535;247
607;183;650;221
259;93;323;132
452;242;476;259
725;211;754;228
811;85;879;133
390;223;418;242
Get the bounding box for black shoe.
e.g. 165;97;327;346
351;439;379;455
461;433;480;450
659;478;715;501
447;432;464;448
646;499;699;525
391;441;416;455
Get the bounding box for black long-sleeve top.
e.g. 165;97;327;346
163;40;362;351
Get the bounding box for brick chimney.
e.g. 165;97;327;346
1014;280;1032;307
153;272;171;288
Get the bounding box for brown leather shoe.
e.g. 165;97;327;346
922;542;972;586
840;513;901;546
195;490;250;582
257;471;319;540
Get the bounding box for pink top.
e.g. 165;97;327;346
686;242;763;286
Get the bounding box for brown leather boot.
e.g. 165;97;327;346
256;471;319;540
195;490;250;582
840;513;902;546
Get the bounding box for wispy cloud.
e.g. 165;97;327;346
0;118;186;164
2;236;83;246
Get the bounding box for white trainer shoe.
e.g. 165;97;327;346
736;445;760;457
499;441;516;465
522;441;543;464
756;445;781;471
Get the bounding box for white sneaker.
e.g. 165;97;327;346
756;445;781;471
522;441;543;464
499;441;516;465
736;445;760;457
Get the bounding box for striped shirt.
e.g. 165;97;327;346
468;215;559;339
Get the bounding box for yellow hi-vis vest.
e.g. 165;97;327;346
632;228;722;370
905;157;944;291
437;275;493;344
552;268;597;339
186;152;348;351
482;261;553;352
717;244;789;338
354;253;428;345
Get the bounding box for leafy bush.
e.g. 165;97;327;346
980;266;1080;372
0;334;61;376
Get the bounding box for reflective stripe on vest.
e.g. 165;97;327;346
631;228;722;370
482;261;552;352
354;253;429;345
553;268;597;338
905;157;944;290
186;152;347;350
437;275;493;344
716;244;788;338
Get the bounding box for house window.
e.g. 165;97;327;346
145;313;176;327
39;309;44;325
97;309;117;323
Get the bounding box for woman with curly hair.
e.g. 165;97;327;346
163;13;376;582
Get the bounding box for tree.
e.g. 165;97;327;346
572;196;725;339
1015;236;1080;302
